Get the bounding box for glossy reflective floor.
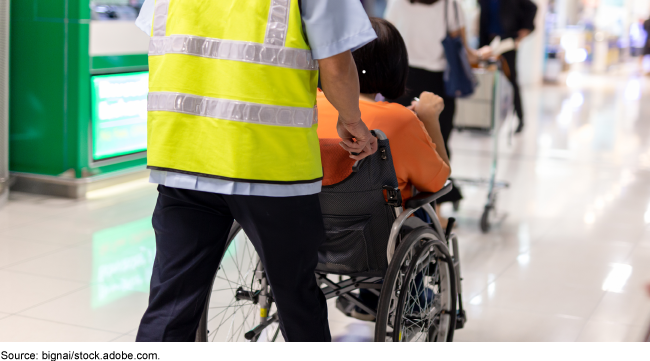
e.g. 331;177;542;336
0;71;649;342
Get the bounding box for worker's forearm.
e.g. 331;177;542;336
420;115;450;168
318;51;362;124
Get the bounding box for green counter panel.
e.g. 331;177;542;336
92;55;149;73
10;0;148;179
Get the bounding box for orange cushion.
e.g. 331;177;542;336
319;139;356;186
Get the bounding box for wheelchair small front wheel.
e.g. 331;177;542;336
374;226;458;342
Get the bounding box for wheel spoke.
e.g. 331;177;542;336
202;229;269;342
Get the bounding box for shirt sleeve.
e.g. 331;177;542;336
135;0;155;36
300;0;378;59
389;108;451;195
405;120;451;194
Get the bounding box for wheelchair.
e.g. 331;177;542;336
195;130;466;342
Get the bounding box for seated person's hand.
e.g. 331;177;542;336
408;92;445;120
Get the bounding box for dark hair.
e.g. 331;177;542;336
352;17;409;99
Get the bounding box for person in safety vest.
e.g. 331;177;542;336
134;0;378;341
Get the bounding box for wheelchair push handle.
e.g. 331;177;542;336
352;129;388;172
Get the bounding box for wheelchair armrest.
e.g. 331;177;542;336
404;180;453;210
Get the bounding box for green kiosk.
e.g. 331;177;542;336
10;0;150;198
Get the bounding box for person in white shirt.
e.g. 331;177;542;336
385;0;479;220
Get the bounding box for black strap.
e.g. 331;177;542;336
444;0;449;33
445;0;461;35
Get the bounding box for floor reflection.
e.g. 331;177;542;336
92;217;155;309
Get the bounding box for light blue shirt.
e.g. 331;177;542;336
136;0;376;197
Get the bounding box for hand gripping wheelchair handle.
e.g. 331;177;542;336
352;129;388;172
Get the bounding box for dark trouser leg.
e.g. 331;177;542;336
432;72;463;204
502;50;524;127
136;186;234;342
226;194;331;342
437;87;456;159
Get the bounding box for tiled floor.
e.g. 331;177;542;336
1;71;649;342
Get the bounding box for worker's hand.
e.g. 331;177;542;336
408;92;445;120
337;117;378;160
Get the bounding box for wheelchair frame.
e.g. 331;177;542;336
197;130;466;342
311;131;466;335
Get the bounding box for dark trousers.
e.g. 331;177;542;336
392;67;462;204
136;185;331;342
501;50;524;125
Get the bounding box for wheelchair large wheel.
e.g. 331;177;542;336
195;223;281;342
374;226;457;342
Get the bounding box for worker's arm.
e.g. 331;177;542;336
319;50;377;160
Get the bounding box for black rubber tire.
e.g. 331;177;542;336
374;226;458;342
195;222;243;342
480;206;491;233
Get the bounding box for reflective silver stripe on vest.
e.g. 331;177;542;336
148;92;317;128
148;35;318;71
265;0;290;46
152;0;170;37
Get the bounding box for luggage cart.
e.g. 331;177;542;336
454;66;513;233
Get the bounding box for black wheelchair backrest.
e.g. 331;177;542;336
317;130;400;276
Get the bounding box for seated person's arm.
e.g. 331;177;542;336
410;92;450;168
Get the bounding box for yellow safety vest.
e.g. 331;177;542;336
147;0;322;184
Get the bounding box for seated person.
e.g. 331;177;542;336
317;17;452;321
318;17;451;204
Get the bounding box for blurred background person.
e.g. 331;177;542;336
478;0;537;133
385;0;478;227
641;19;650;75
646;282;650;342
361;0;388;18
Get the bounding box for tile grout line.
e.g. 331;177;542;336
0;233;95;248
6;314;124;337
460;217;555;301
572;290;610;341
0;267;93;284
572;242;640;340
11;284;91;315
0;242;81;271
109;331;136;342
0;206;71;233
